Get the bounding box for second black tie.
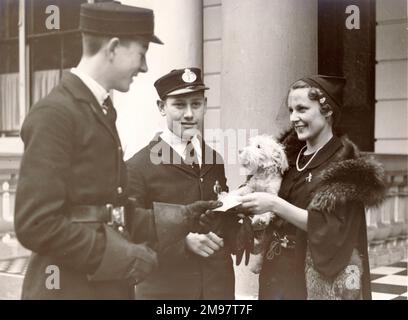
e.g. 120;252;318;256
186;140;200;175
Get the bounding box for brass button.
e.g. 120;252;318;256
200;178;204;182
118;146;122;152
117;186;123;194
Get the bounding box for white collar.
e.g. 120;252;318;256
70;68;109;106
160;128;202;166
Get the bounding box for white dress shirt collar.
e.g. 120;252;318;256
70;67;109;106
160;128;202;166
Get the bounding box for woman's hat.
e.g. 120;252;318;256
300;75;346;110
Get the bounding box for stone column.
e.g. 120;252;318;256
115;0;203;159
220;0;318;299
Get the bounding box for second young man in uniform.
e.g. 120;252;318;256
127;68;235;299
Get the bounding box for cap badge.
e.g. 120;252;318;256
182;69;197;83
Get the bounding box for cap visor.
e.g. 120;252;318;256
166;86;209;97
151;35;163;45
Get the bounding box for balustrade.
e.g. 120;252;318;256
365;153;408;268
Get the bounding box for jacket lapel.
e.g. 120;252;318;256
200;143;219;177
60;72;120;143
148;135;202;177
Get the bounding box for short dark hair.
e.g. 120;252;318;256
288;80;342;131
81;32;147;57
81;33;109;56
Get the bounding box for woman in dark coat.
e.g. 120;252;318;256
239;75;386;300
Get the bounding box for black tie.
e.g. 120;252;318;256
185;140;200;175
102;96;117;128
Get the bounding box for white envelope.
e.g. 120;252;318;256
213;194;242;212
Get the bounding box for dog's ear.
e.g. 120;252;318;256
258;136;279;170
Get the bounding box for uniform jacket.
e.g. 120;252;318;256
126;136;235;299
259;131;386;300
14;72;154;299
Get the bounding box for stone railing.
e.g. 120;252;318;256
365;153;408;268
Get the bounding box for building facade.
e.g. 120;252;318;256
0;0;407;299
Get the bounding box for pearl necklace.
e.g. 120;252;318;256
296;145;324;172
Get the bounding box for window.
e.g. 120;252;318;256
0;0;110;136
28;0;85;110
0;0;20;135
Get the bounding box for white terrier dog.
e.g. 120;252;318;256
234;135;288;273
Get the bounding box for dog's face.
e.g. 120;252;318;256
238;135;289;175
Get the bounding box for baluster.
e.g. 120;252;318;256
366;206;380;267
7;174;17;223
2;181;11;222
398;178;408;257
0;175;15;236
387;185;400;240
388;180;405;262
366;207;377;243
371;175;394;266
376;179;393;242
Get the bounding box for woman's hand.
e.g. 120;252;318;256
237;192;287;215
238;192;309;231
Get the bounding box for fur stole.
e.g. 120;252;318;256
278;129;387;212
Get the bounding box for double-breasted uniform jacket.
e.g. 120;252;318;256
259;131;386;300
126;136;235;299
14;72;155;299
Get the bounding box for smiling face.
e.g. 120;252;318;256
158;91;207;141
109;39;149;92
288;88;333;145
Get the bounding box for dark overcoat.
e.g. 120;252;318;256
14;72;154;299
126;136;235;299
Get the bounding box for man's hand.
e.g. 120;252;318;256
185;200;222;217
185;200;222;231
125;242;158;284
88;226;158;285
198;210;254;266
201;212;255;265
185;232;224;258
198;209;219;233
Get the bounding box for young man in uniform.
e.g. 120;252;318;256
127;68;235;299
15;3;216;299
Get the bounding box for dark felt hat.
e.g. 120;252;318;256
300;75;346;111
79;1;163;44
154;68;209;100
